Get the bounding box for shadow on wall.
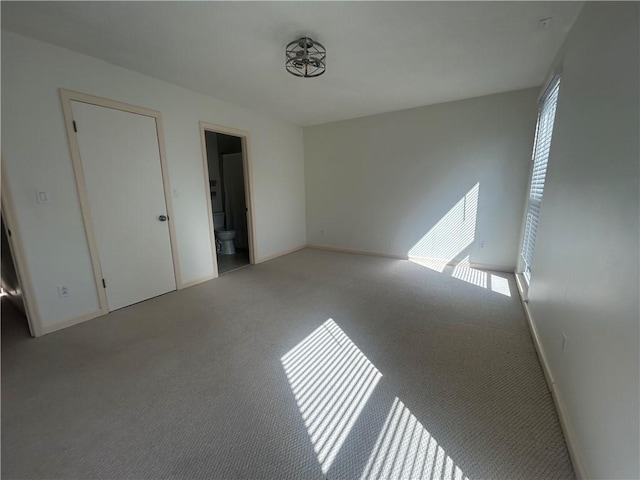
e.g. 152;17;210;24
408;183;511;297
282;319;471;480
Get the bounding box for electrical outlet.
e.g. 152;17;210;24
173;187;180;199
561;332;568;353
321;229;326;237
479;240;485;249
57;284;70;298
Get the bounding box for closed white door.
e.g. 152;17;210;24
72;101;176;311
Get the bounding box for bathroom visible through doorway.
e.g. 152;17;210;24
202;126;254;274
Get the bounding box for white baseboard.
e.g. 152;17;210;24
307;244;514;272
38;275;216;336
39;309;105;336
515;280;586;479
255;244;307;264
307;243;408;260
179;274;216;289
465;261;515;273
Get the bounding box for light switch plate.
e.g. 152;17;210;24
36;190;50;204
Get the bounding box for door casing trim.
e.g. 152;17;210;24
0;160;40;336
199;122;257;273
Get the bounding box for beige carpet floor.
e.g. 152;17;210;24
1;248;574;479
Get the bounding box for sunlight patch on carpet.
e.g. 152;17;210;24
360;397;470;480
281;319;382;473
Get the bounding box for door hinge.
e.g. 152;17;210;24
102;278;106;288
73;121;78;133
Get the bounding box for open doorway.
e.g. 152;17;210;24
1;211;33;339
202;126;254;274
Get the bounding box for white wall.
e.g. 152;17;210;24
1;31;306;333
304;88;539;269
525;3;639;479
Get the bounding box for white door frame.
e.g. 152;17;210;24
60;89;182;314
199;122;257;272
0;161;39;337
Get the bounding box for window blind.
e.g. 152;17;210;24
521;77;560;283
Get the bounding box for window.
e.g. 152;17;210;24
521;76;561;283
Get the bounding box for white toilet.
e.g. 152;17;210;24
213;212;236;255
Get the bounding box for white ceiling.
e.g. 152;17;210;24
1;1;582;126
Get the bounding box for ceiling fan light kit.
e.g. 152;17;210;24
286;36;326;78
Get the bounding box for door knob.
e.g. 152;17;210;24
158;215;168;222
